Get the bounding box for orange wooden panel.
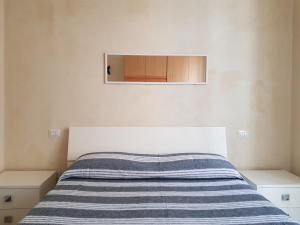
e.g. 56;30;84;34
146;78;167;82
124;77;147;82
146;56;167;79
124;56;146;78
167;56;189;82
124;77;167;82
189;56;206;82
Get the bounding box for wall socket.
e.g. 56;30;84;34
238;130;249;139
48;128;61;138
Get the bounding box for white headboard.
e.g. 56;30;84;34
68;127;227;161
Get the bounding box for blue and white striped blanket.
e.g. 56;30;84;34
20;152;299;225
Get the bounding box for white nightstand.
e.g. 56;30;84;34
240;170;300;223
0;170;57;225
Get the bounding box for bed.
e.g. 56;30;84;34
19;127;299;225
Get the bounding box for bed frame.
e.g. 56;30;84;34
67;127;227;161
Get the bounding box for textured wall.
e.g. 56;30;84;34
4;0;294;171
0;0;4;172
292;0;300;176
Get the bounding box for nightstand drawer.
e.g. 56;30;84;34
0;189;40;209
0;209;30;225
258;187;300;207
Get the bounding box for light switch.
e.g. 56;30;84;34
281;194;290;201
48;128;61;138
238;130;248;139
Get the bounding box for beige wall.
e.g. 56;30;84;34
292;0;300;176
4;0;294;171
0;0;4;172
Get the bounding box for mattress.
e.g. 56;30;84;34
19;153;299;225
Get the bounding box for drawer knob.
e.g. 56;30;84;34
3;195;12;203
281;194;290;201
4;215;13;223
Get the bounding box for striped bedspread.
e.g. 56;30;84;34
20;153;299;225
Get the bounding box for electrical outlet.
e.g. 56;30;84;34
238;130;249;139
48;128;61;138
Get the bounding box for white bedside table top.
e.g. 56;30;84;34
240;170;300;188
0;170;57;188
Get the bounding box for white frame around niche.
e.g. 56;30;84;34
104;53;208;85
